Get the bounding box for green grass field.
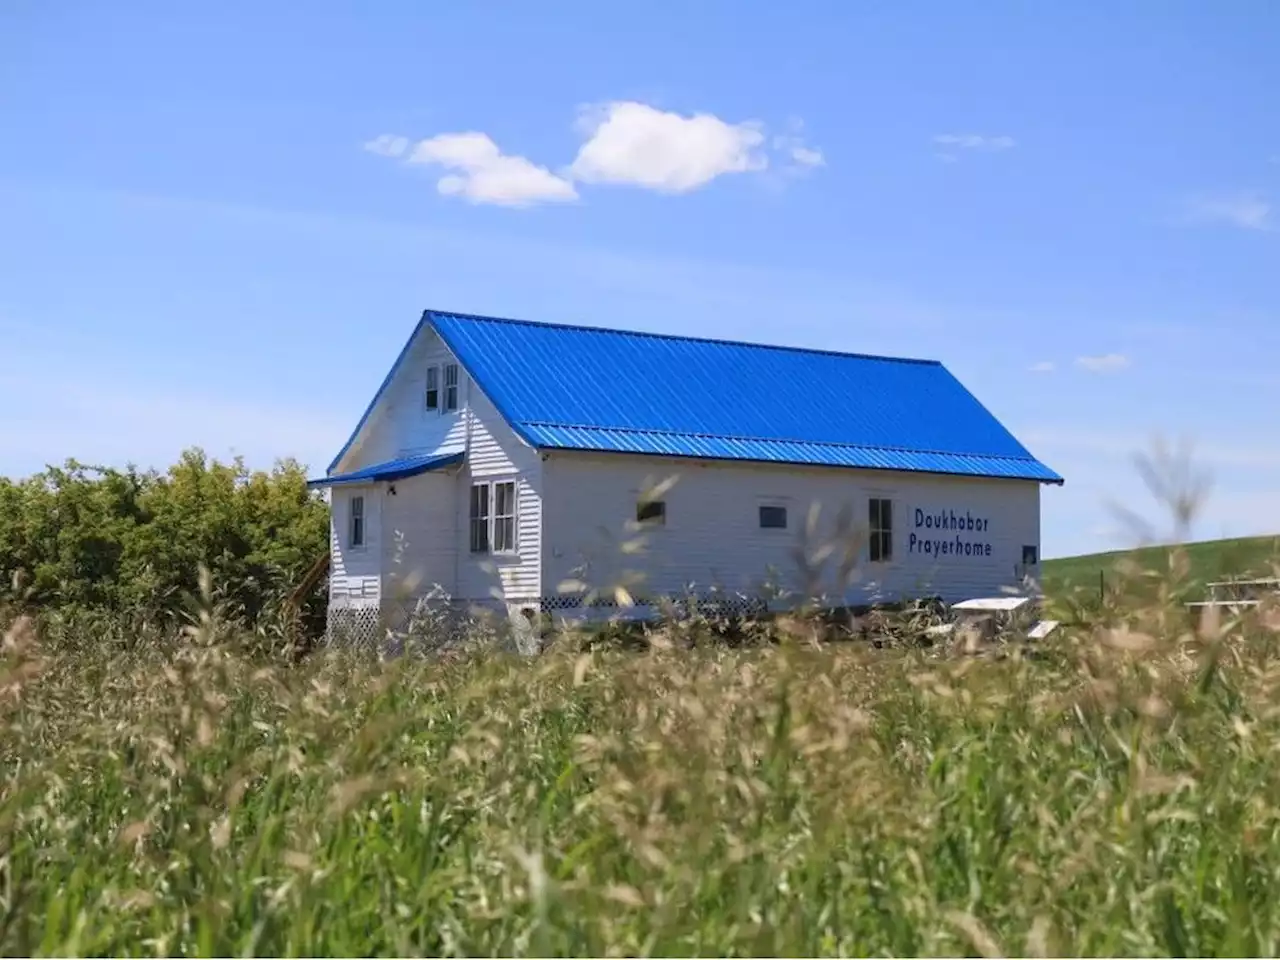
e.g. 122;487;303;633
5;573;1280;956
1043;534;1280;601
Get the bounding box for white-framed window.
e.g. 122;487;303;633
469;478;518;555
349;494;366;548
493;480;517;553
869;497;893;562
443;363;459;412
424;366;439;411
758;504;788;530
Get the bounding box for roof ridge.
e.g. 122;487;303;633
425;308;942;368
517;420;1042;463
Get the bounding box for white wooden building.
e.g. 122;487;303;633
309;310;1063;640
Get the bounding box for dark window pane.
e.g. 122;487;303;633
637;500;665;524
759;505;787;529
425;367;439;409
496;481;515;516
469;484;489;553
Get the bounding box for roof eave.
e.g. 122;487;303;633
308;451;465;489
325;309;436;475
536;443;1063;484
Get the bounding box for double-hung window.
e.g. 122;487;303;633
443;363;459;412
869;497;893;563
470;479;517;555
424;366;439;411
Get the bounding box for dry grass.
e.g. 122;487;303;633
4;563;1280;956
5;448;1280;956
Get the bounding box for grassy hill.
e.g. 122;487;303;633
1042;534;1280;601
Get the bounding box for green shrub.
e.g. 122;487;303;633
0;449;328;634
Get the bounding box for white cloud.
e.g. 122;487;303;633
1185;193;1273;231
772;123;826;172
363;134;410;158
933;133;1016;153
405;132;578;207
1075;353;1131;373
1029;360;1055;373
567;101;768;193
365;102;823;205
789;145;826;168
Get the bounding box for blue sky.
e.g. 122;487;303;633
2;1;1277;559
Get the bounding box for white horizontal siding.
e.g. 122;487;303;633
329;326;542;608
541;452;1041;606
457;384;542;603
329;485;381;606
380;471;458;603
333;329;468;474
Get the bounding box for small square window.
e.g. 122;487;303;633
424;366;439;410
349;495;365;548
636;500;665;526
443;363;459;412
759;504;788;529
1022;545;1039;566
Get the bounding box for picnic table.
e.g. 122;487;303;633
1185;577;1279;612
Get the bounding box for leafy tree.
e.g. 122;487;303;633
0;449;329;634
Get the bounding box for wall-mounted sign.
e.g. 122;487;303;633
908;508;994;558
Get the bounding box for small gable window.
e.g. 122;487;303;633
443;363;459;412
424;366;439;411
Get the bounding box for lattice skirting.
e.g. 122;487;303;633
324;595;526;654
325;604;382;650
540;590;772;621
325;588;785;652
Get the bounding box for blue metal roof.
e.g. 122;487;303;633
326;309;1062;485
427;311;1063;484
308;451;463;488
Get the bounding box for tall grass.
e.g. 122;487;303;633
4;563;1280;956
3;448;1280;956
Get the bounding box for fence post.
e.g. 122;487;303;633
1099;570;1105;603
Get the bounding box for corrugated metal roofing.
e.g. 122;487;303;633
426;311;1063;484
309;451;463;488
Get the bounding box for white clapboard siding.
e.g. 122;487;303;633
328;327;542;607
541;451;1040;606
456;384;542;603
329;484;381;606
380;471;458;601
338;329;469;473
